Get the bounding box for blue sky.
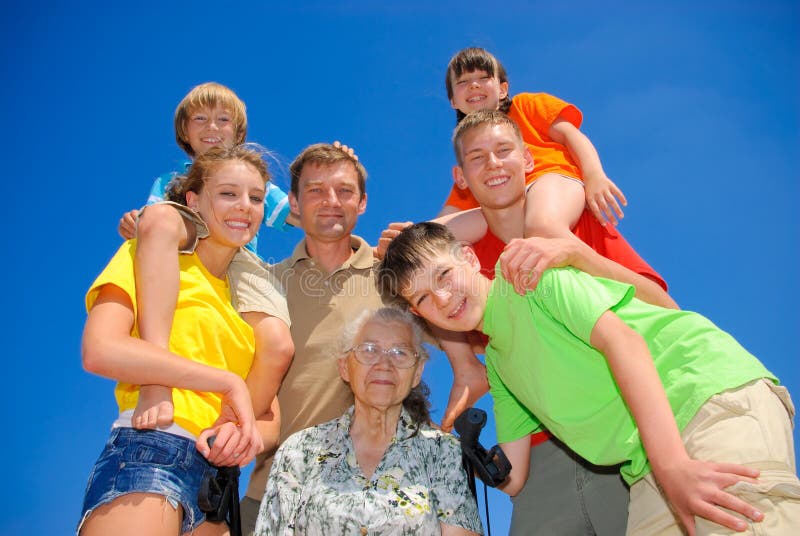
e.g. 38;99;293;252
1;1;797;534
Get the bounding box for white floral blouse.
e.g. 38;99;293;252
255;406;483;535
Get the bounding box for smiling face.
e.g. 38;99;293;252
289;160;366;243
449;69;509;115
185;160;265;249
453;122;533;210
183;105;237;156
401;246;491;334
339;319;424;410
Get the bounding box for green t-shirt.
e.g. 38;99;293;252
484;266;776;485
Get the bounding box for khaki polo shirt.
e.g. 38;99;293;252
245;235;389;500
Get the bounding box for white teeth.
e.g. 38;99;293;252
467;96;485;103
449;298;465;318
226;221;250;229
486;177;508;186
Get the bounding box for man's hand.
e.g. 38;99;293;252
656;456;762;535
118;209;139;239
500;236;579;295
375;221;412;260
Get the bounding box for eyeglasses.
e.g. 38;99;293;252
347;342;419;369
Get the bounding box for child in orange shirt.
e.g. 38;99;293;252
442;47;627;234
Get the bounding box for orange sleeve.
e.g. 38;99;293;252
513;93;583;134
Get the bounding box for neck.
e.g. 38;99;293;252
350;401;402;444
304;235;356;273
482;198;525;243
194;240;238;279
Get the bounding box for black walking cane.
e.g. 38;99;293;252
455;408;513;536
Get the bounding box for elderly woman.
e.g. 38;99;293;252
256;307;483;535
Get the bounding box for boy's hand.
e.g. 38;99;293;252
583;171;626;226
440;358;489;432
118;209;139;239
500;237;577;295
375;222;412;260
132;385;174;429
657;457;762;535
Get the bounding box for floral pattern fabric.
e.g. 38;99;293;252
255;407;483;535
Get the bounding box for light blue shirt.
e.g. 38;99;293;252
146;161;293;254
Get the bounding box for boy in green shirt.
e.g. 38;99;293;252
379;221;799;535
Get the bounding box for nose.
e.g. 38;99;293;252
322;188;342;207
432;287;452;309
469;78;481;88
486;151;502;168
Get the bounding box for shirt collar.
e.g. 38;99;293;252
286;234;375;271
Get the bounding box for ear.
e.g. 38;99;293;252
452;165;469;191
450;97;458;110
408;306;422;317
288;191;300;215
357;192;367;215
523;146;534;174
461;243;481;271
185;191;199;211
411;360;425;388
337;355;350;383
499;80;509;100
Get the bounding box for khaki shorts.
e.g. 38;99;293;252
138;202;289;327
627;379;800;535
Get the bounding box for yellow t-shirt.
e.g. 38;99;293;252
85;240;255;436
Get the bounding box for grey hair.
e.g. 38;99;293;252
339;307;429;364
339;307;432;427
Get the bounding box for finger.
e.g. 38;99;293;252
612;184;628;206
605;192;624;220
693;498;750;533
196;429;215;458
588;200;608;226
713;490;763;525
714;462;760;479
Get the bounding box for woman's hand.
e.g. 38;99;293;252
197;375;263;467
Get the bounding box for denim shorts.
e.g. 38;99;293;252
78;427;213;534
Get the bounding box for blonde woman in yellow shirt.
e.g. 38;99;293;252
79;145;278;536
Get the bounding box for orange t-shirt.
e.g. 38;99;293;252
445;92;584;211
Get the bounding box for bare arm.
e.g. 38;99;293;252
430;324;489;432
496;435;532;497
500;236;678;309
240;312;294;427
590;311;761;534
441;523;480;536
82;284;256;433
549;118;627;226
432;207;489;245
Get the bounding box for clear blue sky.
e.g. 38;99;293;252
1;1;797;534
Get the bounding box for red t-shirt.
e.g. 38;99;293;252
472;209;668;446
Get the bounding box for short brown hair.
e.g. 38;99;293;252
174;82;247;157
452;110;524;166
289;143;367;198
445;47;513;122
165;144;270;205
378;222;462;303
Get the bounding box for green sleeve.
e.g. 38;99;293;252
487;356;542;443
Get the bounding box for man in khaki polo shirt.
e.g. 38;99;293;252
239;143;388;534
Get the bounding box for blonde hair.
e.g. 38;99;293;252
174;82;247;157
